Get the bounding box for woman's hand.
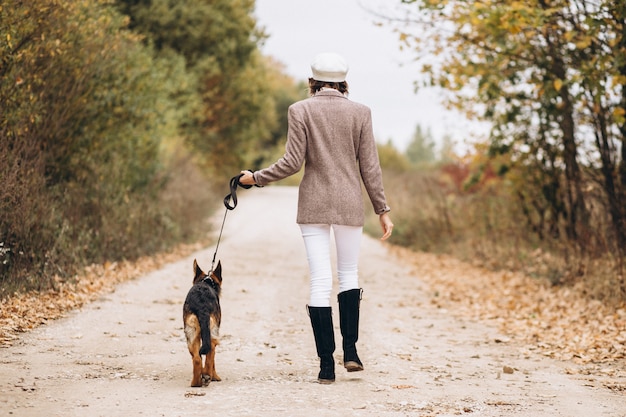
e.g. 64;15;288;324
239;170;256;186
379;212;393;241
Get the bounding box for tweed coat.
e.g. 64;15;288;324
253;89;390;226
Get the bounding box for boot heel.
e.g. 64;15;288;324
344;360;364;372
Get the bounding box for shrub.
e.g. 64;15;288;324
371;164;626;305
0;0;212;297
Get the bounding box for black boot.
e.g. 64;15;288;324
338;288;364;372
307;305;336;384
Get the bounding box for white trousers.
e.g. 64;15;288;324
299;224;362;307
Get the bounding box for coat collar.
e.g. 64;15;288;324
313;89;347;99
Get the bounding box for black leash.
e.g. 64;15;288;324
223;174;254;210
209;173;259;273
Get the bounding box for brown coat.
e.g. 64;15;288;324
254;89;390;226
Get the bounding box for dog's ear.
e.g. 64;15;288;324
212;260;222;285
193;259;205;284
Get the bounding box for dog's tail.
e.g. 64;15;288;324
198;315;212;355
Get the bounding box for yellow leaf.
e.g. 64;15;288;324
553;79;563;92
613;107;626;124
614;75;626;86
575;37;592;49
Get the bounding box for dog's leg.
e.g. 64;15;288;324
184;314;203;387
206;338;221;381
201;338;220;381
202;315;221;381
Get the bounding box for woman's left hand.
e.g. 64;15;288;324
379;212;393;241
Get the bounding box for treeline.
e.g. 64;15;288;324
0;0;304;297
377;0;626;302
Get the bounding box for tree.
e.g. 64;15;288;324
439;133;456;164
0;0;191;291
405;124;436;167
115;0;272;178
395;0;626;255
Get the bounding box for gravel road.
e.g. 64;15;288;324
1;186;624;417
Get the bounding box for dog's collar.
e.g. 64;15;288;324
202;276;219;292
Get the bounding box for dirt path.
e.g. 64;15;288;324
1;186;624;417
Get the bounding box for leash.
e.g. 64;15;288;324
209;173;260;273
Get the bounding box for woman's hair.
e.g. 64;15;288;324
308;78;349;96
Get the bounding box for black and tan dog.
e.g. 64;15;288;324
183;259;222;387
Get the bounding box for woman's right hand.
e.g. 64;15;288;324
239;170;256;186
379;212;393;241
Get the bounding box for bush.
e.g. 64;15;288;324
0;0;213;297
371;164;626;305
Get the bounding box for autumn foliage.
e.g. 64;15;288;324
377;0;626;302
0;0;297;297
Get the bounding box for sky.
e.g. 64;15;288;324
253;0;488;152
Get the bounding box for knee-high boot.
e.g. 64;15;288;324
338;288;364;372
307;305;336;384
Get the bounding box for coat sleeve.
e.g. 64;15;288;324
357;108;391;214
254;105;306;186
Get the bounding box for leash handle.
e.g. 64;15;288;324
223;172;258;210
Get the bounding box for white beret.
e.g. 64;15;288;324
310;52;349;82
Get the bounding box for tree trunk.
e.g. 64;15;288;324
551;58;588;244
539;0;588;245
593;107;625;252
611;4;626;254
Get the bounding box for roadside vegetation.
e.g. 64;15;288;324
2;0;624;310
0;0;304;298
370;129;625;307
368;0;626;306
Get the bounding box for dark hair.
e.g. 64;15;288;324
308;78;349;96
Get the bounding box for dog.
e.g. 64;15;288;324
183;259;222;387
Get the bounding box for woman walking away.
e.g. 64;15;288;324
239;52;393;384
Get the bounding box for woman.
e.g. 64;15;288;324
239;52;393;384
